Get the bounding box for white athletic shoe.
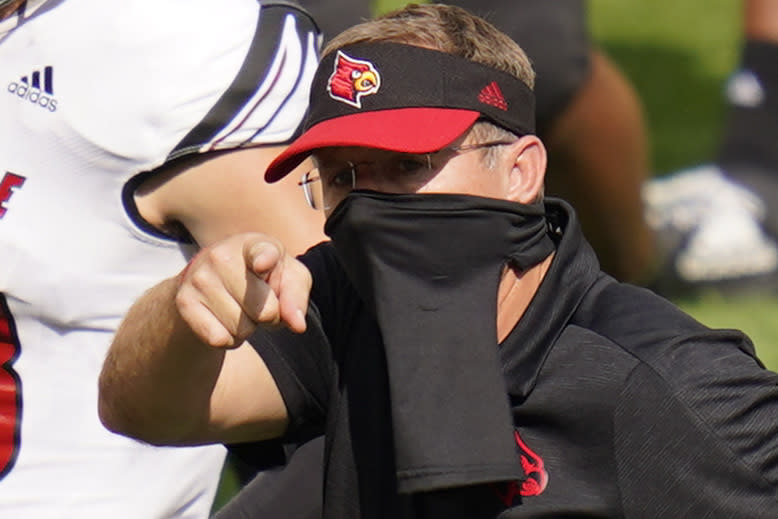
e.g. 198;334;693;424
643;164;778;294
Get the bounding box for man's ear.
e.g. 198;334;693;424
506;135;547;204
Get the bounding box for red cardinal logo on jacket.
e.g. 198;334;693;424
492;430;549;507
327;51;381;108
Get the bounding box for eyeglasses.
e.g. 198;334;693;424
298;139;516;210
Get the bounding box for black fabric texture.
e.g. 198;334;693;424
614;364;777;518
306;42;536;136
230;198;778;518
216;437;325;519
324;191;555;493
248;302;332;444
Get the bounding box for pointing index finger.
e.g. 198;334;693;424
245;238;282;279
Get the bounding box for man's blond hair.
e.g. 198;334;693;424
324;3;535;89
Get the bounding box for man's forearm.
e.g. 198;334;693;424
99;233;306;445
98;276;227;446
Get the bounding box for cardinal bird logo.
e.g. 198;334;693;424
492;429;549;507
327;51;381;108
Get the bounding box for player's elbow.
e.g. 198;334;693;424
97;377;145;440
97;373;174;446
98;395;188;446
97;393;133;438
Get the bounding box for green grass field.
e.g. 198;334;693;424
213;0;778;511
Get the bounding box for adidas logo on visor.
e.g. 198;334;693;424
478;81;508;111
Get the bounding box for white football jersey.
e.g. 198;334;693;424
0;0;319;516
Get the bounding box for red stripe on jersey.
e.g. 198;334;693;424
0;295;21;479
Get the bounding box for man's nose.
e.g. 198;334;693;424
353;169;383;192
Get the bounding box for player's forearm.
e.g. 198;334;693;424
98;276;226;446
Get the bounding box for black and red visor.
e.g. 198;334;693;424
265;42;535;182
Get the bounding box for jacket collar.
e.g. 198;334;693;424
499;197;603;398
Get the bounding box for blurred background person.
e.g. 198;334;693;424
644;0;778;296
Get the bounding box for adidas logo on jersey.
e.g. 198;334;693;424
6;66;58;112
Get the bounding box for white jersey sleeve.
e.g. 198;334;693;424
168;2;320;160
0;1;319;517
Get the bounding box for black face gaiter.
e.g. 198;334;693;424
324;191;556;494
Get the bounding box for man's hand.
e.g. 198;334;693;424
99;232;300;444
175;233;312;348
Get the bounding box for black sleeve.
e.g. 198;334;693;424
223;300;332;475
215;436;325;519
615;357;778;518
225;243;341;470
248;297;333;444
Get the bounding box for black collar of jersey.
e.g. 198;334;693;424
498;197;603;399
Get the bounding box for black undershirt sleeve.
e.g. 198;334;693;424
223;302;332;473
224;244;339;469
248;301;331;443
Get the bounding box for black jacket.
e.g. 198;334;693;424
228;199;778;518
